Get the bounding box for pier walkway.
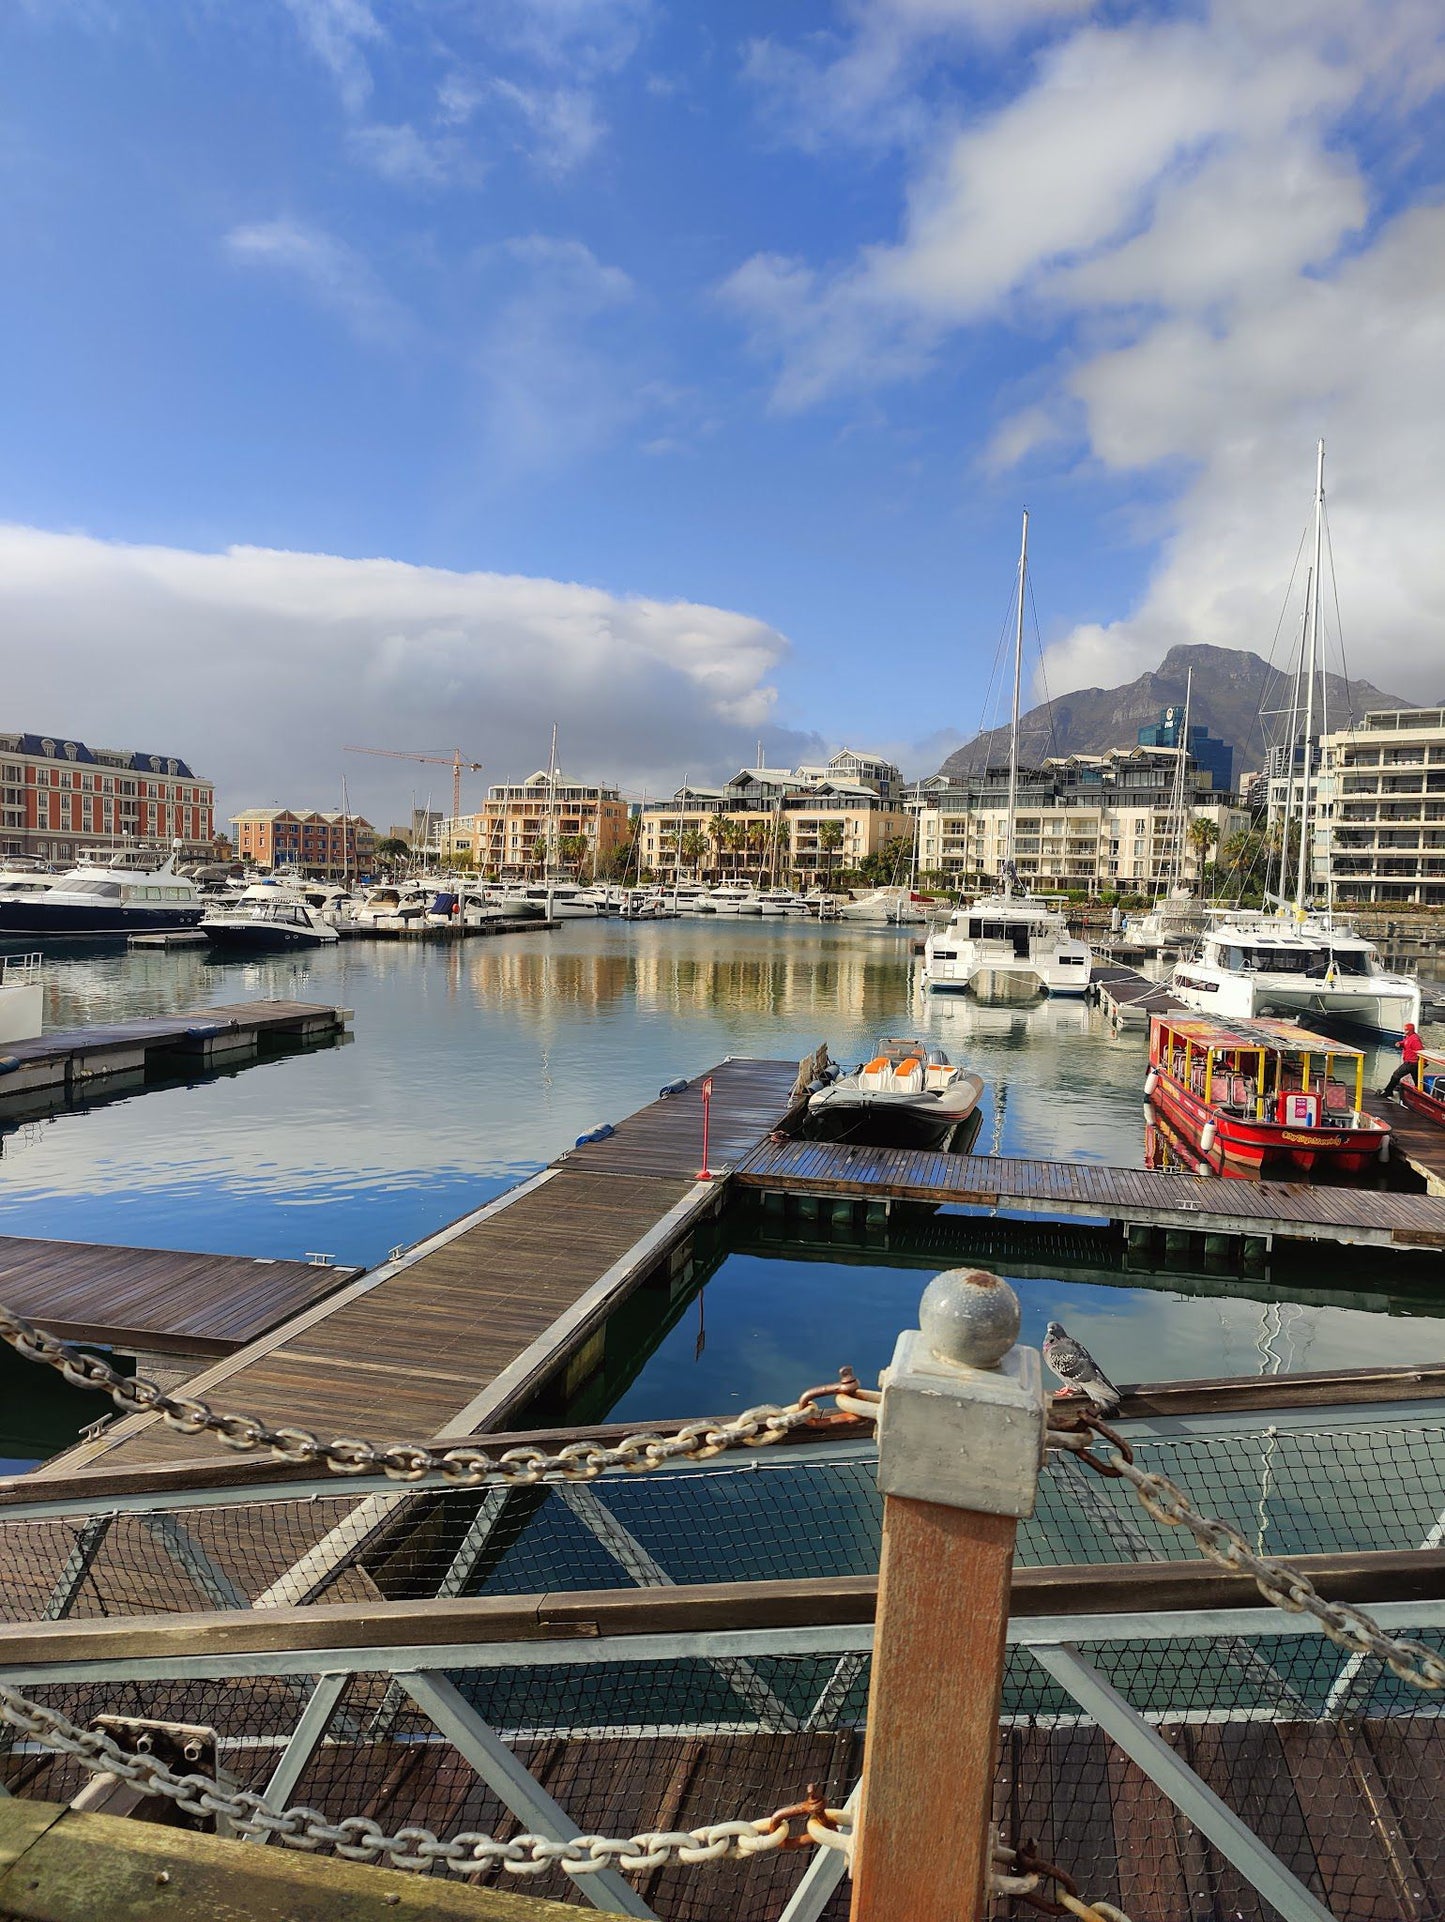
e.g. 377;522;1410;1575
40;1057;803;1479
734;1134;1445;1252
0;1237;359;1361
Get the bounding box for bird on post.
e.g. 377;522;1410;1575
1042;1321;1120;1412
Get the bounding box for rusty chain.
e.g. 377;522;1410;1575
1047;1402;1445;1692
0;1681;853;1877
991;1835;1134;1920
0;1299;867;1484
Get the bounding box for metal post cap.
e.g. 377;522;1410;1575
918;1269;1021;1372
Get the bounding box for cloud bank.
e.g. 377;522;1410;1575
728;0;1445;702
0;527;814;822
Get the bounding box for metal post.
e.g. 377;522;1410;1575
698;1074;714;1179
848;1270;1045;1922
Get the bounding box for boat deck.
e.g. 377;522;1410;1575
0;1237;360;1358
734;1134;1445;1251
1089;959;1187;1025
37;1058;806;1479
1362;1088;1445;1195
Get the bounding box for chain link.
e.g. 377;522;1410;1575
1047;1406;1445;1692
0;1680;853;1875
0;1300;867;1485
991;1836;1134;1921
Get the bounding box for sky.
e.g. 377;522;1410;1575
2;0;1444;826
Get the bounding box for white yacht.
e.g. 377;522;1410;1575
202;899;340;951
496;883;602;919
756;887;807;916
1171;914;1420;1037
838;887;926;925
1171;444;1419;1038
922;511;1093;998
0;846;204;936
353;882;430;928
708;884;763;915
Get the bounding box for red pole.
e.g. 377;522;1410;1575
698;1075;714;1180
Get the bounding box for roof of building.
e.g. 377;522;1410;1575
0;732;201;778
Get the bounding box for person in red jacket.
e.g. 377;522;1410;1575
1382;1023;1424;1100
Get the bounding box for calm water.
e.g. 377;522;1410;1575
2;921;1441;1467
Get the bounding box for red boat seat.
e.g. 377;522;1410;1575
1323;1080;1351;1116
1228;1075;1254;1110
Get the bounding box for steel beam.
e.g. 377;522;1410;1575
38;1515;114;1622
248;1673;351;1844
398;1672;656;1918
1031;1643;1335;1922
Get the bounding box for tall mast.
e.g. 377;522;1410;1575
1295;440;1325;913
1004;509;1028;895
1166;667;1192;896
546;722;559;878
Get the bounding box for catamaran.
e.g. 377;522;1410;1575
1170;444;1419;1037
922;512;1092;997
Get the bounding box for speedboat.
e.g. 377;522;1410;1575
922;894;1091;998
1171;912;1420;1037
354;883;430;928
1145;1012;1390;1178
0;846;205;936
806;1038;984;1150
202;900;339;951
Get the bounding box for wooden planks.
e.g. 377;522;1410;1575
557;1057;805;1179
1363;1089;1445;1195
735;1134;1445;1249
0;1237;359;1356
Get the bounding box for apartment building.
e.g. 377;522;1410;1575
453;772;630;878
910;748;1243;895
0;730;215;864
1321;708;1445;906
231;808;376;877
639;751;912;884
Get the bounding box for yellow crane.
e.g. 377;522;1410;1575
344;746;483;825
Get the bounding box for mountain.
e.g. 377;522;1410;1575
937;643;1414;781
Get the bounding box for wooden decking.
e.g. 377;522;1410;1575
1362;1088;1445;1195
0;1237;360;1357
1089;959;1187;1026
38;1058;804;1480
735;1135;1445;1250
0;1000;350;1098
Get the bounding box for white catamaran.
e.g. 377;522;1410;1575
921;511;1092;998
1170;442;1420;1038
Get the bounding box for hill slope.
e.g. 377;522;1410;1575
939;644;1413;780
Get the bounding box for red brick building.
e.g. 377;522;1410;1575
231;808;376;877
0;731;215;864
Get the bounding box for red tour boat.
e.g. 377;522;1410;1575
1146;1013;1391;1178
1399;1047;1445;1129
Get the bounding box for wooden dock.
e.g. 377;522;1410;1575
0;1237;360;1359
37;1057;805;1479
734;1134;1445;1253
1362;1087;1445;1195
0;1000;350;1099
1089;959;1186;1025
336;917;557;942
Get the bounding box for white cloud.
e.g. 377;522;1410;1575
281;0;383;114
346;120;457;186
0;526;805;818
224;218;412;346
725;0;1445;698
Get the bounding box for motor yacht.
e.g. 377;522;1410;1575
496;884;602;919
838;887;927;925
1170;913;1420;1037
354;883;430;929
922;894;1091;998
755;888;807;916
0;846;204;936
806;1038;984;1151
202;900;340;952
707;885;763;915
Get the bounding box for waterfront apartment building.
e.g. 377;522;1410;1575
1319;708;1445;906
231;808;376;878
639;751;912;886
0;730;215;864
452;772;630;878
909;748;1244;895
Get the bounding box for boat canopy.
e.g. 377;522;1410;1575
1150;1013;1366;1060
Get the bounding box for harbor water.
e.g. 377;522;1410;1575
2;920;1442;1469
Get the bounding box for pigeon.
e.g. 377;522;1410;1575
1042;1321;1121;1412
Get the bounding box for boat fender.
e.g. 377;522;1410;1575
0;1056;18;1077
186;1024;223;1040
1197;1159;1216;1176
807;1078;828;1094
574;1122;617;1147
1144;1069;1158;1096
1199;1119;1217;1154
658;1077;688;1098
1379;1134;1391;1164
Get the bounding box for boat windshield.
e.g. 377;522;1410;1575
1216;943;1324;974
64;879;124;898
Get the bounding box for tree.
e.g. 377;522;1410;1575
375;836;409;865
680;827;707;878
1186;817;1218;880
819;819;845;886
558;833;590;879
708;814;730;880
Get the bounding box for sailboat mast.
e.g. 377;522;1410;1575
1171;666;1192;894
546;722;559;879
1005;509;1028;893
1295;440;1325;912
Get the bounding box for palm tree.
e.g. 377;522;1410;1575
558;833;589;879
707;814;729;881
680;827;707;879
1186;817;1218;883
746;820;767;874
819;819;844;888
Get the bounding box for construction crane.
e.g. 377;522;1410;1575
344;747;483;825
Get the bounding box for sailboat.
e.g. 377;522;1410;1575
921;512;1093;998
1170;443;1420;1037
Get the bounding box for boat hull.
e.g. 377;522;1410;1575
1147;1070;1384;1177
1171;965;1420;1039
1400;1081;1445;1130
202;925;336;951
0;902;204;936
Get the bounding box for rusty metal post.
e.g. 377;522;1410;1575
849;1269;1045;1922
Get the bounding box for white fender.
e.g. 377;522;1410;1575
1144;1069;1158;1097
1379;1133;1392;1164
1199;1118;1217;1154
1197;1158;1216;1176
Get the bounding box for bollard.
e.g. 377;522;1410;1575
849;1269;1045;1922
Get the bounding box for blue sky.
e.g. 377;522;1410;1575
3;0;1444;821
